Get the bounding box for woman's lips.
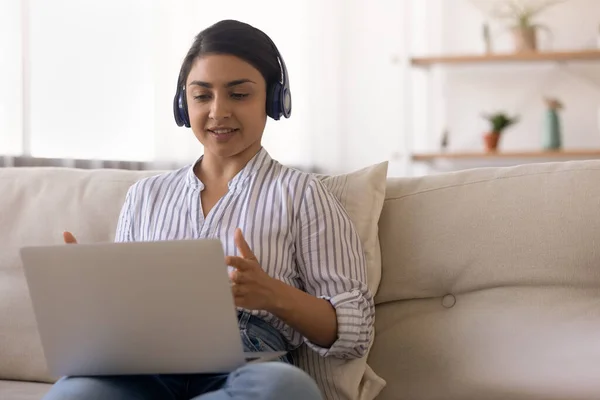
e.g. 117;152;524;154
208;128;239;142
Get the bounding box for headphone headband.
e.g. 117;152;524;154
173;35;292;127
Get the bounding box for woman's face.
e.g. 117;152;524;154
185;54;268;161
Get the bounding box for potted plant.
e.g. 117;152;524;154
472;0;568;52
482;112;519;152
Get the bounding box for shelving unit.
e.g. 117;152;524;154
406;49;600;175
411;49;600;67
411;150;600;171
412;149;600;161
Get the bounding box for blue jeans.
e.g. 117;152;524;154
42;312;322;400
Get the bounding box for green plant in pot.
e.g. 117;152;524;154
482;112;519;152
471;0;568;52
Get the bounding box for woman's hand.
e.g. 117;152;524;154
226;228;338;348
226;228;279;311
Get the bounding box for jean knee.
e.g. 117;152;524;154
42;375;168;400
43;376;106;400
254;362;322;400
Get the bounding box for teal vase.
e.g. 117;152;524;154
543;109;562;150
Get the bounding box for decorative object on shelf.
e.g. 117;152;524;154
483;23;493;54
543;97;563;150
440;129;450;152
482;112;520;152
471;0;568;53
512;24;539;52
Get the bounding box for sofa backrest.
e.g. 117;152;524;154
4;160;600;400
0;167;157;382
370;160;600;400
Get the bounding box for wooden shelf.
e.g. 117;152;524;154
412;150;600;161
410;49;600;67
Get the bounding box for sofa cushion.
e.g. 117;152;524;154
294;161;388;400
370;160;600;400
0;380;52;400
0;167;158;382
317;162;387;296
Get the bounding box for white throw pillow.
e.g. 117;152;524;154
292;161;389;400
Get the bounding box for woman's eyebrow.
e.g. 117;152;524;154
188;79;256;89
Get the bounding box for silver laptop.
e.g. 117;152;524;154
20;239;285;378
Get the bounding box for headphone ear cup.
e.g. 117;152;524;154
173;91;183;127
173;89;191;128
282;87;292;118
173;90;186;127
267;82;283;120
180;92;190;128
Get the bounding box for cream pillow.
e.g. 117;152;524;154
292;161;389;400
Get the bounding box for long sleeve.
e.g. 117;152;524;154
114;186;135;243
295;178;375;359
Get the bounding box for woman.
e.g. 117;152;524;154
45;19;374;400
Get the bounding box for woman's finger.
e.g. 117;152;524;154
225;255;254;271
229;269;240;284
231;282;247;297
230;269;252;285
234;228;257;261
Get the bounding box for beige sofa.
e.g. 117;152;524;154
2;160;600;400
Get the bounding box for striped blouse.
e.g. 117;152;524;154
114;147;374;359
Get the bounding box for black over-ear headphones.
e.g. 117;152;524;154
173;36;292;128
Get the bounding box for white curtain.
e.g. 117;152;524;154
1;0;415;175
0;0;316;170
0;0;23;158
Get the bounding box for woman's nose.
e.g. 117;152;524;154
209;96;232;120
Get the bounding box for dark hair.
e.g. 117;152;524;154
176;19;282;91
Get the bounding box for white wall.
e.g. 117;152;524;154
335;0;410;176
325;0;600;177
304;0;345;174
425;0;600;154
307;0;438;176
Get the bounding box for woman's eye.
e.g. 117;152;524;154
231;93;249;100
193;94;211;101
